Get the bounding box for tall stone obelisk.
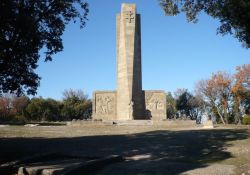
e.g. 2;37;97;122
92;3;166;121
116;4;145;120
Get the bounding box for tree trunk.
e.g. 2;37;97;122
216;106;226;124
211;99;226;124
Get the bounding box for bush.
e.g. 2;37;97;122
26;98;61;121
61;90;92;120
0;114;15;122
243;115;250;125
11;115;27;124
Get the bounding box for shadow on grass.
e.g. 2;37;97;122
0;129;249;174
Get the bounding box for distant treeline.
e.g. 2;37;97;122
1;64;250;125
0;89;92;123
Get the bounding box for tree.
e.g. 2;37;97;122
174;89;204;120
166;92;177;119
232;64;250;121
175;89;192;118
62;89;88;101
26;97;61;121
0;0;89;95
188;94;205;121
244;91;250;114
11;96;29;116
0;93;29;121
196;72;232;124
61;89;92;120
159;0;250;48
0;94;12;120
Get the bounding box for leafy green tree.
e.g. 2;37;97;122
175;89;193;118
26;97;61;121
159;0;250;48
243;92;250;114
61;89;92;120
43;98;61;121
26;98;44;121
0;0;89;95
174;89;204;120
166;92;177;119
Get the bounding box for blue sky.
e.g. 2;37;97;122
36;0;249;100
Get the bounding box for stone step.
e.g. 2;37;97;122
67;119;198;127
107;120;153;126
17;155;123;175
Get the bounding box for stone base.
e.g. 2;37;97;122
92;90;166;121
110;120;153;126
203;120;214;129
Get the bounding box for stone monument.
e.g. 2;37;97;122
92;3;166;121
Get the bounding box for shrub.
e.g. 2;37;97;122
11;115;27;124
26;98;61;121
243;115;250;125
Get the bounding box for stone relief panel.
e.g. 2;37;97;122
95;93;116;115
144;91;166;120
92;91;116;120
145;92;165;111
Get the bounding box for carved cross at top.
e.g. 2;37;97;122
125;11;134;23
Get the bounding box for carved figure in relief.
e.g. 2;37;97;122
153;99;164;110
146;94;164;111
105;96;112;112
96;95;114;114
128;100;134;119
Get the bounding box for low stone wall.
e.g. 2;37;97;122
67;119;104;126
68;119;198;127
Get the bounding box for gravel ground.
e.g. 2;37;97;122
0;124;250;175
